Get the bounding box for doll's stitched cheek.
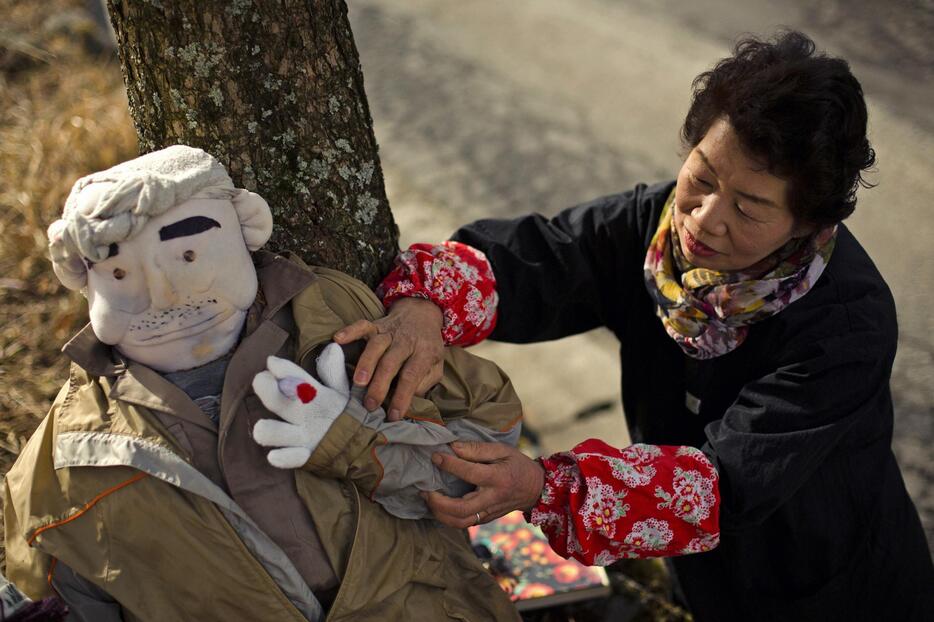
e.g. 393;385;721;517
153;241;216;294
209;245;260;310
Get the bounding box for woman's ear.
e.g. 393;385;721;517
232;189;273;251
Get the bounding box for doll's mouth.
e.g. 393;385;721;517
129;308;235;346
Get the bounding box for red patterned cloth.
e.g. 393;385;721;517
377;241;499;346
527;439;720;565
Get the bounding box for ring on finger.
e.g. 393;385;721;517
475;511;482;525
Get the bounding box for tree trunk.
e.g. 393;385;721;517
105;0;398;287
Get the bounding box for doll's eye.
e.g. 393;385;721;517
113;268;126;280
183;250;196;262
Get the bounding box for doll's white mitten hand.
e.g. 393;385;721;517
252;343;351;469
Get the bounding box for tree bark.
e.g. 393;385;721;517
105;0;398;287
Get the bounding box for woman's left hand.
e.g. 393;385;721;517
424;441;545;528
333;296;445;420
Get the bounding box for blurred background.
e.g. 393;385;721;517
1;0;931;608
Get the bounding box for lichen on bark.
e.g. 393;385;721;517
106;0;399;287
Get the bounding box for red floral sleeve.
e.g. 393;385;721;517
376;241;499;347
527;439;720;565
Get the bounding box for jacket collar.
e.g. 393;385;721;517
61;324;126;377
252;250;317;322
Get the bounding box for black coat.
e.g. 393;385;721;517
451;181;934;621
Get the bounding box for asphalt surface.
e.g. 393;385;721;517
348;0;934;548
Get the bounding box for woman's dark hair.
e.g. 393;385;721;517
681;30;875;226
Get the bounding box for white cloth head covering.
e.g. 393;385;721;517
48;145;235;289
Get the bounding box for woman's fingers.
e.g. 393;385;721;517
333;319;374;345
424;489;486;516
331;317;415;412
332;319;386;387
424;490;497;528
424;489;520;528
334;298;445;416
425;442;547;527
422;491;479;528
364;334;414;411
449;440;516;463
414;360;444;397
385;353;443;420
431;451;492;485
350;327;392;388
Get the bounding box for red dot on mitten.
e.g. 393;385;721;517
296;383;317;404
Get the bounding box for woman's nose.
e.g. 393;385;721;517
691;194;729;236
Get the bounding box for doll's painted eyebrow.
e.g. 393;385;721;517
159;216;221;241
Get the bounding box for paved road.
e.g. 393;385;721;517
348;0;934;546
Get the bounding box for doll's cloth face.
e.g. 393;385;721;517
86;197;258;372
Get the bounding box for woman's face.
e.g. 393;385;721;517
673;117;809;272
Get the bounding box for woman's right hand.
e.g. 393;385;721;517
423;441;545;529
333;297;445;421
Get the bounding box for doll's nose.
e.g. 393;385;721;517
143;265;178;310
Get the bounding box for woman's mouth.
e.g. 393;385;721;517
682;228;719;257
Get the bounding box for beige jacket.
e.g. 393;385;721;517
4;253;521;621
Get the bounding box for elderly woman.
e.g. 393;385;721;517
336;31;933;620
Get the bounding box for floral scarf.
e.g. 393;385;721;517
643;190;837;359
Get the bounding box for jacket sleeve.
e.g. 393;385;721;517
702;322;896;533
377;241;500;347
305;365;522;520
3;421;55;601
527;440;720;565
305;393;520;520
374;187;657;345
299;267;523;519
449;188;655;342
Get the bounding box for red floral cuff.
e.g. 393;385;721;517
377;241;499;347
528;440;721;565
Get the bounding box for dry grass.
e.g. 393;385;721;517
0;0;137;571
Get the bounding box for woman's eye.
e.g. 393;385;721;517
735;203;759;221
692;175;712;188
113;268;126;280
183;250;196;263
